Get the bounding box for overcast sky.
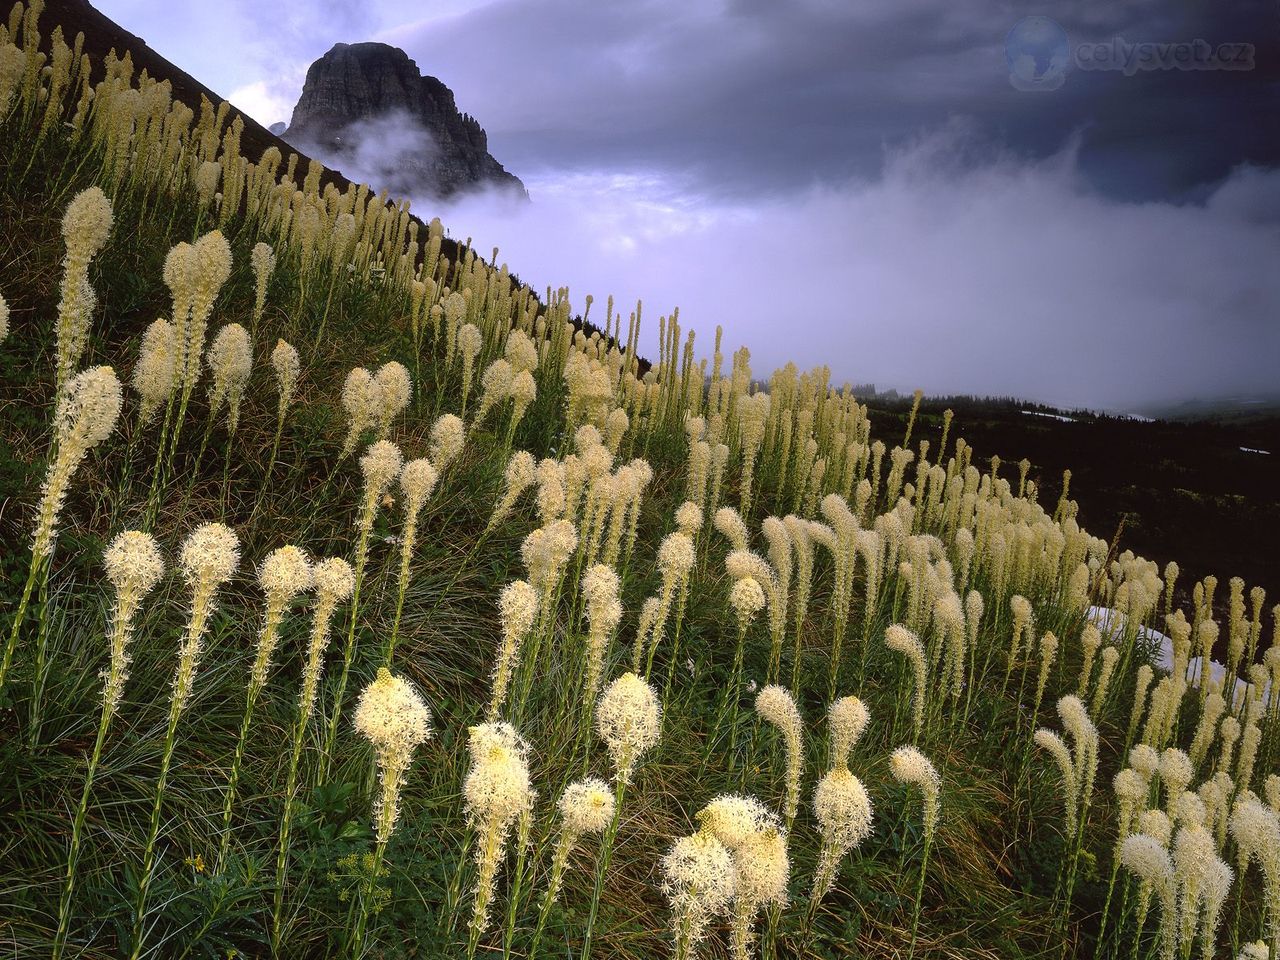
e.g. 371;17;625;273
97;0;1280;411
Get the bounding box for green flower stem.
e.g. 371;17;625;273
581;778;626;960
51;695;114;960
128;691;186;960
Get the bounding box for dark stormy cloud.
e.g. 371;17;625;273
95;0;1280;409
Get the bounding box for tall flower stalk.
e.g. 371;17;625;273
130;523;239;960
348;668;433;955
1;366;122;699
266;338;299;480
321;440;402;778
583;673;663;960
386;457;438;663
52;532;164;960
529;778;615;955
54;186;112;395
810;698;873;910
272;558;355;954
661;828;738;960
890;745;941;959
463;722;534;959
216;546;313;869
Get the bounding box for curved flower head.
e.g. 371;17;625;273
890;745;941;839
34;367;123;561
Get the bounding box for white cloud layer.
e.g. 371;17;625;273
410;123;1280;410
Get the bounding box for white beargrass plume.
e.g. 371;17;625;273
810;698;873;906
338;367;378;459
755;685;804;829
181;231;233;395
488;450;537;530
1214;715;1241;775
1159;748;1195;813
270;340;300;418
1007;594;1033;677
597;671;662;785
714;506;750;551
36;365;122;564
2;367;123;694
885;624;927;740
933;591;966;701
581;564;623;708
1077;622;1102;695
1175;824;1233;960
132;319;177;426
205;323;252;435
271;557;355;950
891;746;941;841
644;531;695;674
508;369;536;438
429;412;466;471
1031;632;1059;728
522;518;579;602
697;795;789;960
463;722;534;954
531;778;616;952
471;358;512;430
350;668;432;952
55;187;112;394
1114;769;1148;841
250;242;275;328
1120;833;1178;960
1240;942;1271;960
130;523;238;960
1128;664;1156;747
727;821;789;960
490;580;538;719
1035;695;1100;925
373;360;411;438
1035;729;1080;837
1092;646;1119;714
53;532;165;959
266;338;300;470
458;322;483;414
675;500;703;537
355;668;433;845
1230;795;1280;955
661;829;738;960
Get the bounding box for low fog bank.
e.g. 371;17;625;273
355;122;1280;412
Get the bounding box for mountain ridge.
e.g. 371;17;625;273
284;41;526;200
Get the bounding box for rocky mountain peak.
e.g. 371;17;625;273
284;41;525;200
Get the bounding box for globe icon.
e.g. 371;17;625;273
1006;16;1070;91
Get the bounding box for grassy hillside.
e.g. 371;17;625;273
1;4;1278;960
